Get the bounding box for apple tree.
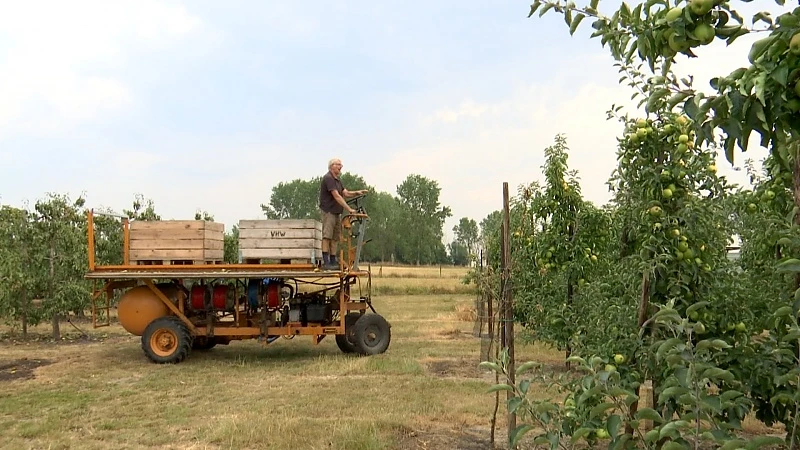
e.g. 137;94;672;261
526;0;800;443
0;205;41;335
512;134;613;359
33;193;91;340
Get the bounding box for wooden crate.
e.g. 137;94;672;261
129;220;224;264
238;219;322;262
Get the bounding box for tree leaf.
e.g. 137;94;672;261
635;407;665;423
486;384;513;393
590;401;616;418
720;440;748;450
509;424;535;448
508;396;524;413
662;441;689;450
657;337;683;360
701;367;734;382
516;361;538;375
528;0;542;17
608;414;622;437
777;258;800;273
570;427;593;443
479;361;502;372
667;92;690;111
771;64;789;87
745;436;785;449
686;301;710;315
781;330;800;342
646;88;670;113
570;13;586;35
748;36;776;64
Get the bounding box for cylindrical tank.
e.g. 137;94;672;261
118;284;179;336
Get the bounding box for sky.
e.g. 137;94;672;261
0;1;784;243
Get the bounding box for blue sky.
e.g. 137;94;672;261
0;1;778;242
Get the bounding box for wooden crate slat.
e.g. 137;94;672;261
239;228;321;240
238;219;322;230
130;239;224;250
128;220;224;263
241;248;323;260
130;249;225;260
129;229;206;240
239;238;319;249
131;249;205;260
130;221;223;232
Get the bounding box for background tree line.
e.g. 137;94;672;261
258;172;480;266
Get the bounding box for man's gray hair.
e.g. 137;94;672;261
328;158;341;169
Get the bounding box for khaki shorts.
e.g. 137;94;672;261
321;211;341;241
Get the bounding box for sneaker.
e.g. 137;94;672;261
323;262;340;271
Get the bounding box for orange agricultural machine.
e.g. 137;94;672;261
84;196;391;364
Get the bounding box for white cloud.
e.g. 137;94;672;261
0;1;202;138
426;99;500;124
364;33;777;243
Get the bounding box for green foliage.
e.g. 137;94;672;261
261;177;325;220
484;304;789;448
261;174;368;220
396;174;452;265
358;191;401;263
0;205;41;332
453;217;479;259
258;173;454;264
447;240;470;266
33;194;92;338
92;207;124;266
529;0;798;163
194;210;214;221
511;134;615;353
124;193;160;220
503;0;800;444
224;226;239;263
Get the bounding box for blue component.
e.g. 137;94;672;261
247;279;261;309
248;278;281;308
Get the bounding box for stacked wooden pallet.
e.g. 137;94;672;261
238;219;322;264
128;220;224;265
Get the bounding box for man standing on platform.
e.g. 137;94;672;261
319;158;367;270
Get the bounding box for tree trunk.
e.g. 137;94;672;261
21;286;28;338
50;241;60;341
626;271;652;435
566;281;574;369
52;313;60;341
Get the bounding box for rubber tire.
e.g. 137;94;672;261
335;313;362;354
192;337;217;351
352;314;391;355
141;316;193;364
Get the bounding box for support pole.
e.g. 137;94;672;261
501;182;516;443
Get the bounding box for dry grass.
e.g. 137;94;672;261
0;267;553;450
367;264;470;279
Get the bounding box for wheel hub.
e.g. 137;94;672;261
151;329;178;356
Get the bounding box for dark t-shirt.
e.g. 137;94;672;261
319;172;344;214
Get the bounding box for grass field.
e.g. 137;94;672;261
0;265;782;449
0;265;561;450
